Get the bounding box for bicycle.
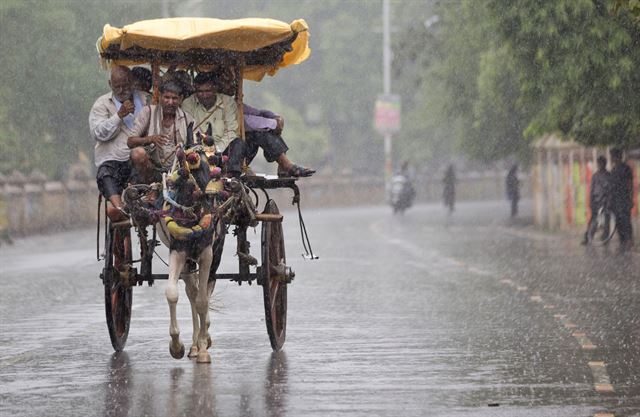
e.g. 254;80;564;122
585;204;616;245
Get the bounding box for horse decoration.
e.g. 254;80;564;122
123;122;228;363
159;122;233;363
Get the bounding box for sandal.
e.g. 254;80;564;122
277;164;316;178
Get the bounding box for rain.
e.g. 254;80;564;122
0;1;639;417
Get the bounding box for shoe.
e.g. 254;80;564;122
277;164;315;178
242;165;256;177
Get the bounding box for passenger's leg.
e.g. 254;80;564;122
243;131;262;165
130;147;159;184
223;138;246;178
616;208;633;246
97;161;131;221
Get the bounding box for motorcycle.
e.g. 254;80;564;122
389;174;416;215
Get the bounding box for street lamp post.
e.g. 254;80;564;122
382;0;393;190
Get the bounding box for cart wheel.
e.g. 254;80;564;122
261;200;288;351
103;223;133;352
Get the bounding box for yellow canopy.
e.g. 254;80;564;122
97;17;310;81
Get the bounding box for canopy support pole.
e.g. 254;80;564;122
151;60;161;105
235;59;245;140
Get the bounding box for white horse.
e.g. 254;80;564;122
123;124;229;363
163;223;217;363
156;127;225;363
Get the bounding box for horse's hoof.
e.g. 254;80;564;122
197;351;211;363
170;341;185;359
188;345;199;358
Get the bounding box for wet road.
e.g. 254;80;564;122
1;200;639;417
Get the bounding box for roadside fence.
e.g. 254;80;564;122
531;134;639;231
0;169;527;238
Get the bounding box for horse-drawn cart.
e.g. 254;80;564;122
95;17;315;358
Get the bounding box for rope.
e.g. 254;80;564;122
153;247;169;267
294;195;318;260
162;172;196;218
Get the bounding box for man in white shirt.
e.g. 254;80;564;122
181;72;245;177
202;68;314;177
89;65;149;219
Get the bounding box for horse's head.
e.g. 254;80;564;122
186;121;214;149
195;123;215;149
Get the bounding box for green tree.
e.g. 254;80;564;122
394;1;532;165
487;0;640;148
613;0;640;21
0;1;157;178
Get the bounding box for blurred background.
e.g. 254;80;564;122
0;0;639;236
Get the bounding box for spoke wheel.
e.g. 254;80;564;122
260;200;288;351
103;224;133;352
587;207;616;245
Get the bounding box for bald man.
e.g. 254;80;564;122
89;66;149;219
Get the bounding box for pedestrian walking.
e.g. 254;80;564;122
443;164;456;214
581;156;611;244
506;164;520;218
609;148;634;249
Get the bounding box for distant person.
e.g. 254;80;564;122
581;156;611;244
609;148;634;249
89;65;149;221
443;164;456;213
131;66;152;95
389;160;416;214
506;164;520;218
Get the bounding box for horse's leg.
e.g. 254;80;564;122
196;245;214;363
166;250;186;359
204;223;224;348
183;272;200;358
203;278;217;349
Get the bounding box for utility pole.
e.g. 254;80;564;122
382;0;392;189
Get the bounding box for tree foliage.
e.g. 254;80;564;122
488;0;640;148
614;0;640;21
0;0;159;178
394;0;640;168
4;1;639;179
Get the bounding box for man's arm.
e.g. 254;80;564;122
126;106;169;148
89;97;125;142
244;114;278;131
244;103;278;119
243;103;282;133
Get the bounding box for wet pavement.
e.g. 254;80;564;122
0;200;638;417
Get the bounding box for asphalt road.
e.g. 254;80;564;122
0;200;638;417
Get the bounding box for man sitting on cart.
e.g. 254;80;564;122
180;72;245;178
182;70;314;178
127;80;195;183
90;65;150;221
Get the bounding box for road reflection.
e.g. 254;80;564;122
189;363;217;417
100;351;290;417
265;351;289;417
167;367;185;417
104;352;131;417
